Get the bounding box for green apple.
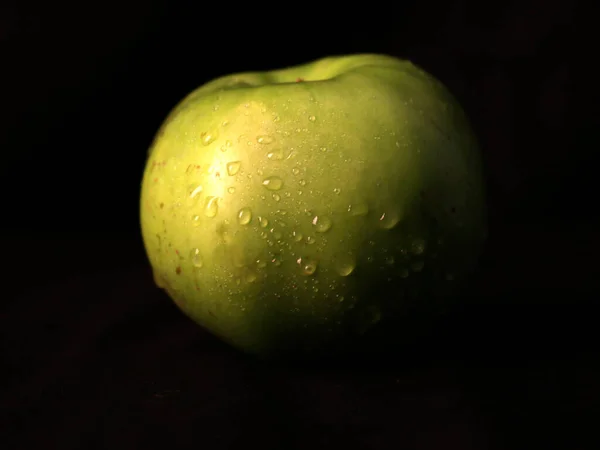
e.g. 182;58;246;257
140;54;486;359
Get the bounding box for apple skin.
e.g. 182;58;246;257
140;54;486;359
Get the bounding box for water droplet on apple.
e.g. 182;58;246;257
226;161;241;176
203;196;219;218
311;215;332;233
308;115;316;122
348;201;369;216
188;184;203;202
267;148;284;161
237;207;252;225
291;167;300;176
201;130;218;146
257;135;274;145
334;253;356;276
333;188;341;195
385;256;395;265
410;260;424;272
245;270;257;283
190;248;203;268
258;216;269;228
306;236;316;245
410;238;426;255
298;257;318;276
220;139;232;152
272;193;281;202
227;186;236;194
292;230;303;242
262;176;283;190
256;259;267;269
399;268;409;278
378;210;401;229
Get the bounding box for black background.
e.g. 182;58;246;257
1;1;599;449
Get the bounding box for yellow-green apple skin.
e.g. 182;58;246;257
140;54;486;358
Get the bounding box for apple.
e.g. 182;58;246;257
140;54;486;359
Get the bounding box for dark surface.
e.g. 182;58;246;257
1;1;599;449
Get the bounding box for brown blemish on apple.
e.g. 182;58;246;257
296;77;304;82
208;310;217;318
159;202;164;209
150;160;167;170
175;266;181;275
